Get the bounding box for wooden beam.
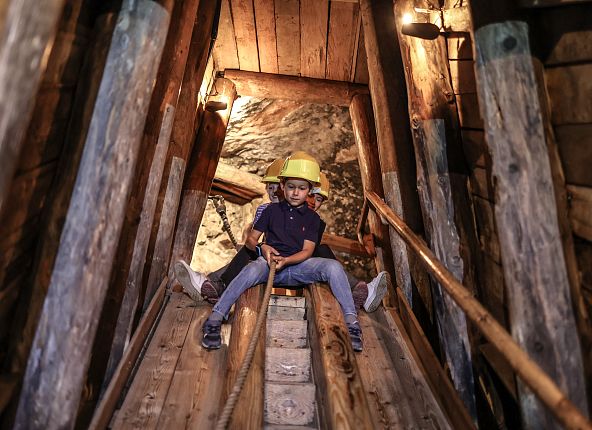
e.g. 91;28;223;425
568;184;592;242
212;0;239;70
326;1;359;81
166;78;237;288
88;278;167;430
274;0;300;75
349;94;396;284
214;161;266;198
305;284;374;429
359;0;430;308
300;0;329;79
221;285;265;429
223;69;369;106
442;6;471;33
320;233;369;257
470;18;589;426
13;1;173;428
0;0;66;215
230;0;259;72
253;0;278;73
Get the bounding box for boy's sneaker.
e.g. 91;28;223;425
364;271;389;313
352;281;369;310
201;279;223;304
347;321;363;352
202;318;222;350
174;260;206;302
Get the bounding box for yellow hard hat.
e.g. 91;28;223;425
312;172;330;199
261;158;285;183
278;151;321;186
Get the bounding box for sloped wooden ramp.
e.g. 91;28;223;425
107;287;457;429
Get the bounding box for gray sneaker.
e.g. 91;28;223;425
364;271;389;312
347;321;363;352
174;260;206;302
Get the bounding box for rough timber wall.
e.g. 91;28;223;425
0;0;96;404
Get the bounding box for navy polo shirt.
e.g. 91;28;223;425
254;200;321;257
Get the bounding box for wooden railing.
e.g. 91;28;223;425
361;191;591;430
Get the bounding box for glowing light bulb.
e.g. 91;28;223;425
402;13;413;25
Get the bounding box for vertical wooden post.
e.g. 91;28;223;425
471;18;589;427
348;94;396;288
13;1;173;429
0;0;66;215
393;0;481;419
81;0;205;407
148;77;237;305
359;0;431;310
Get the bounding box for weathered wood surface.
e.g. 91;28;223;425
479;343;518;400
447;35;473;60
267;319;307;348
231;0;259;72
355;309;455;429
222;285;265;430
449;60;477;94
274;0;300;76
111;292;194;429
212;0;239;71
349;94;396;289
269;295;305;308
13;2;173;428
167;78;237;284
410;119;477;419
568;185;592;242
214;161;266;198
353;25;369;84
442;5;471;32
265;383;317;426
556;124;592;186
456;93;484;129
320;233;370;257
472;195;502;263
359;0;428;308
254;0;278;74
395;291;475;429
305;284;373;429
0;0;66;215
266;348;311;383
300;0;329;79
89;278;167;430
461;129;488;169
268;305;305;321
473;20;589;427
546;64;592;125
326;1;359;81
223;69;368;106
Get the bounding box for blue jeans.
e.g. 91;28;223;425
212;257;357;319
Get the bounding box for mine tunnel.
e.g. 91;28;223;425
0;0;591;429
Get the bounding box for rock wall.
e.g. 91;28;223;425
191;97;374;283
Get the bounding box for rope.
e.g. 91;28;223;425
210;195;239;248
215;259;277;430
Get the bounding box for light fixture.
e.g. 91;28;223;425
205;100;228;112
400;8;442;40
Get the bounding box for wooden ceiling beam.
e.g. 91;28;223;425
224;69;369;106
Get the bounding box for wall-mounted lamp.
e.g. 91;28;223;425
205;100;228;112
401;8;442;40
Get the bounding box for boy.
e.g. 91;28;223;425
202;152;364;352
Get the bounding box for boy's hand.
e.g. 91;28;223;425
272;255;287;271
261;244;280;266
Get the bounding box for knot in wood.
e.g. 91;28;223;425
502;36;517;52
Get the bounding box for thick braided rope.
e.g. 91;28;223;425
215;259;277;430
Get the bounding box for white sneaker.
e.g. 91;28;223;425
174;260;206;302
364;271;389;312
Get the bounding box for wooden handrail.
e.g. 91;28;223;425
364;191;592;430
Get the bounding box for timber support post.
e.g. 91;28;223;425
470;10;590;427
13;1;173;428
348;94;396;298
359;0;430;310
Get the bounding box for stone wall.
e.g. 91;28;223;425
191;97;374;283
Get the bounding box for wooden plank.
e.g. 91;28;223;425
265;383;317;426
224;69;369;106
17;117;70;174
214;161;266;197
480;343;518;400
266;319;308;348
42;30;86;87
567;184;592;242
469;166;494;201
479;254;507;326
473;20;589;425
274;0;300;76
473;195;502;264
268;305;305;320
449;60;476;94
326;1;359;81
546;64;592;125
213;0;239;71
254;0;278;73
88;279;167;430
320;232;370;257
111;292;194;429
461;129;488;169
394;291;475;429
266;347;311;383
231;0;260;72
13;3;174;428
300;0;329;79
447;35;473;60
0;0;67;215
305;284;374;429
155;303;228;429
456;93;484;129
353;25;369;84
442;5;471;32
556;124;592;187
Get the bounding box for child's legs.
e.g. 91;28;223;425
212;257;269;318
280;257;357;319
314;244;359;288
